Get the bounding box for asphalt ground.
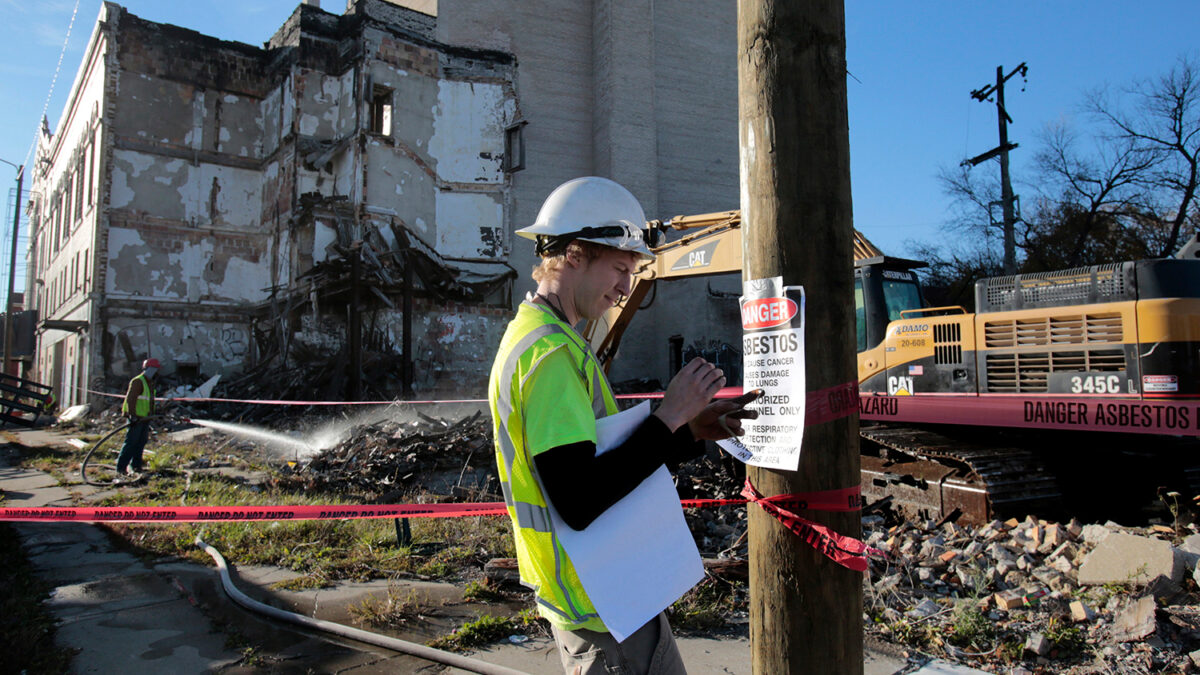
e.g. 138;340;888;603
0;426;984;674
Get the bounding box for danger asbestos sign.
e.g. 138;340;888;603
718;276;806;471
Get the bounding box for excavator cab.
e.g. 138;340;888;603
853;255;927;352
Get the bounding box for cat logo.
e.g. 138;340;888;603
670;241;719;271
887;375;914;396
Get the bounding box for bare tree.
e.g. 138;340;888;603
1027;121;1158;267
1086;55;1200;256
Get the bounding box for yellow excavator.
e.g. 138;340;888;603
583;210;1200;524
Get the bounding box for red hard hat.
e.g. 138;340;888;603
143;358;161;369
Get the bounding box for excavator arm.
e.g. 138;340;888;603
583;209;885;371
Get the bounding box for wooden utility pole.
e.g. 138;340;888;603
966;63;1027;276
738;1;862;673
1;163;23;377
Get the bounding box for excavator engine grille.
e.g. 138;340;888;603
978;263;1130;311
983;312;1123;348
933;323;963;365
984;349;1126;393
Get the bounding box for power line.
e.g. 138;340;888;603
22;0;83;169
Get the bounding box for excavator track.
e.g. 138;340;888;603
860;425;1063;526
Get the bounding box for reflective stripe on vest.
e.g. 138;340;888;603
121;374;153;417
490;302;617;629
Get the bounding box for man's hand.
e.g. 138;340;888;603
688;389;762;440
652;357;726;432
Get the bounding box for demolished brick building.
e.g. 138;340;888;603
27;0;741;407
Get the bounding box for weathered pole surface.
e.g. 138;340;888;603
996;65;1017;276
737;1;862;673
2;165;23;377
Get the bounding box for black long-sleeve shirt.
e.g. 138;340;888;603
534;414;703;530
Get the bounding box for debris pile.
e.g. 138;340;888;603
862;513;1200;673
211;347;409;422
272;410;496;498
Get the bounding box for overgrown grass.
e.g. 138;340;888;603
94;465;514;585
351;585;427;627
463;579;507;603
669;577;744;632
0;523;75;673
1044;616;1088;657
271;573;330;591
946;604;995;652
428;609;548;652
15;443;81;478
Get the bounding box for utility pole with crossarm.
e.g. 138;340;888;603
964;62;1028;276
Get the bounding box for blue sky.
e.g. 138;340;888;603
1;0;1197;280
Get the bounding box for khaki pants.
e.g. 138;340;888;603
551;613;686;675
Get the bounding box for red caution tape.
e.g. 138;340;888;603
0;502;508;523
740;478;884;572
0;495;815;523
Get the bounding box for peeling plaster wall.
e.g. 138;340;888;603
361;23;515;268
405;299;509;393
104;318;251;380
428;79;511;184
93;7;277;385
104;224;268;304
364;143;435;236
296;69;349;140
108;150;263;228
434;192;504;259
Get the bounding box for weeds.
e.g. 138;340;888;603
670;577;742;632
997;639;1024;663
429;610;548;652
463;579;506;602
1044;616;1087;657
271;573;330;591
351;585;425;627
946;604;995;652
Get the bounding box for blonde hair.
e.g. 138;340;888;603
531;240;606;282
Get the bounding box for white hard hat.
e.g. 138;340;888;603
517;176;655;260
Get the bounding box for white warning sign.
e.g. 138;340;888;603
716;276;806;471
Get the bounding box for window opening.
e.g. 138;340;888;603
369;86;394;135
503;120;527;172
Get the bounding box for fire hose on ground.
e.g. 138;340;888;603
194;535;530;675
79;414;183;486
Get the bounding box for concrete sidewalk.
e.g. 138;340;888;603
1;428;985;674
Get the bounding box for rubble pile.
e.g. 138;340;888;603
862;513;1200;673
272;410;496;497
211;347;408;422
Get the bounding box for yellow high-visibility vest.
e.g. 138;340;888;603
488;300;618;632
121;374;154;417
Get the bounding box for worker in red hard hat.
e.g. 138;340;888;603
115;358;160;480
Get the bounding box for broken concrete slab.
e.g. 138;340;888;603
1069;600;1095;622
1078;532;1183;585
1080;524;1113;544
1180;533;1200;569
1112;595;1158;643
1025;632;1051;656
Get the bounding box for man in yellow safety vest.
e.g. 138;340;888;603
116;358;160;479
488;177;759;674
